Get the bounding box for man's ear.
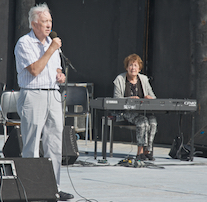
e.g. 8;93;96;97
31;21;36;29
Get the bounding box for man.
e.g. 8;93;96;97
14;3;74;201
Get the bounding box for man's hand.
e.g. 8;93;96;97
50;38;62;52
56;72;65;83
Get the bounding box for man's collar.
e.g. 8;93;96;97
29;29;52;45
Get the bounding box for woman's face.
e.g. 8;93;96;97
126;60;140;77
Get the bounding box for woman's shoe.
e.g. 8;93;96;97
136;153;147;161
145;153;155;161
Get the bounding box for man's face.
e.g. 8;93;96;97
32;11;52;40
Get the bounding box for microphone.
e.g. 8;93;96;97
49;31;62;53
49;31;77;72
49;30;57;39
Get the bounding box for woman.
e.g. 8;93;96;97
113;53;157;161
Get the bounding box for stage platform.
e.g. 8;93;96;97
61;139;207;202
1;136;207;202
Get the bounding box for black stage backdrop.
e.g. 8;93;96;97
0;1;10;85
148;0;193;144
2;0;204;145
36;0;146;98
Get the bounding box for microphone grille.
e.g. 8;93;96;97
49;31;57;39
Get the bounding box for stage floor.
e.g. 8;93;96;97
1;136;207;202
61;139;207;202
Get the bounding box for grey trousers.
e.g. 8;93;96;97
17;89;63;187
124;112;157;152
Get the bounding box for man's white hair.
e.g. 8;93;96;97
28;2;50;29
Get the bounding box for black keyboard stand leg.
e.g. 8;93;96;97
190;114;195;161
110;120;114;157
177;114;183;160
94;109;97;159
178;114;183;138
102;110;109;159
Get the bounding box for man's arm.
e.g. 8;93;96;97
26;38;61;76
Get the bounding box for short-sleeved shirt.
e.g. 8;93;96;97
14;30;62;89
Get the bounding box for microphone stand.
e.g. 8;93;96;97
60;52;77;73
60;51;77;126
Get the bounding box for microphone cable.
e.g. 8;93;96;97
0;167;28;202
0;167;3;202
65;163;98;202
62;127;98;202
50;81;66;104
14;175;29;202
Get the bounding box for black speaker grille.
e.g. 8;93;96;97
1;158;58;202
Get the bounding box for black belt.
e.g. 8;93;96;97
38;89;57;91
21;88;57;91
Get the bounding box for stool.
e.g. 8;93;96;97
101;117;137;157
101;116;114;157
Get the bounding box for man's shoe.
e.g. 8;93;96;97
57;191;74;201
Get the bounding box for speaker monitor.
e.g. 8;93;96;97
3;126;79;165
194;124;207;150
3;126;22;157
62;125;79;165
0;158;58;202
2;127;43;158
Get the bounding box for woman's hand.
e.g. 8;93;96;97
130;96;140;99
144;95;154;99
